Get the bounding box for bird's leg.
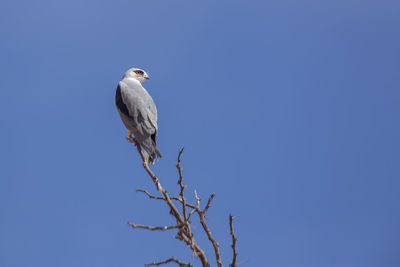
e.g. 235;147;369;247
126;130;139;147
126;130;135;142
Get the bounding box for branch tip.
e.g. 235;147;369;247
229;214;238;267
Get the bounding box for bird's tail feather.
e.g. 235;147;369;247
141;138;162;165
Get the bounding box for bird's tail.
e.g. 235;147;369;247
141;138;162;165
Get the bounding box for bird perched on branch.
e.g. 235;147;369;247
115;68;162;164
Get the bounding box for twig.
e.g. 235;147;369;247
229;215;238;267
145;257;193;267
194;190;200;209
176;147;187;221
175;147;197;260
192;190;222;267
203;193;215;214
136;188;197;210
187;207;197;221
197;209;222;267
136;188;165;200
127;221;182;231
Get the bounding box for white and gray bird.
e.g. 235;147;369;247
115;68;162;164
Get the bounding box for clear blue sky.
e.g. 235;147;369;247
1;0;399;266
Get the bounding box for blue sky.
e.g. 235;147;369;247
1;0;399;266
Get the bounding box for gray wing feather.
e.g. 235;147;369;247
119;79;158;135
117;79;161;163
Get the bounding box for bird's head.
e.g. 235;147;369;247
123;68;150;83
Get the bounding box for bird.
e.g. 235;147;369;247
115;67;162;164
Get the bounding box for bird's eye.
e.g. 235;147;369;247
135;70;143;75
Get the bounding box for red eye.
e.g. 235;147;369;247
135;70;143;75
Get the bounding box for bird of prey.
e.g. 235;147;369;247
115;67;162;164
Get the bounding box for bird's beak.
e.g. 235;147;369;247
144;74;150;80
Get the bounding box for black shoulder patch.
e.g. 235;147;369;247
115;84;132;118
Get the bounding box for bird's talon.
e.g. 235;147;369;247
126;136;139;148
126;137;136;143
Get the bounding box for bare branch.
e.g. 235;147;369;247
203;193;215;214
127;221;182;231
194;190;200;209
229;215;238;267
192;191;222;267
128;140;210;267
136;188;197;210
129;139;184;223
187;207;197;221
198;210;222;267
136;188;165;200
127;138;240;267
176;147;188;221
145;257;193;267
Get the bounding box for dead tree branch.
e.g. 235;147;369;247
145;257;194;267
127;221;182;231
127;138;208;266
229;215;238;267
203;193;215;215
136;188;196;209
177;148;188;222
196;202;222;267
126;137;240;267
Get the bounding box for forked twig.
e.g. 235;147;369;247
136;188;196;209
197;205;222;267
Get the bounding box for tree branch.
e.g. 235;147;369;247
127;221;182;231
136;188;165;200
197;208;222;267
127;137;240;267
176;147;187;222
191;190;222;267
203;193;215;214
145;257;193;267
127;138;210;267
136;188;196;210
229;215;238;267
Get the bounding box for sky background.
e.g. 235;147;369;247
1;0;400;266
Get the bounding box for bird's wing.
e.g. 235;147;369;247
116;80;158;138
